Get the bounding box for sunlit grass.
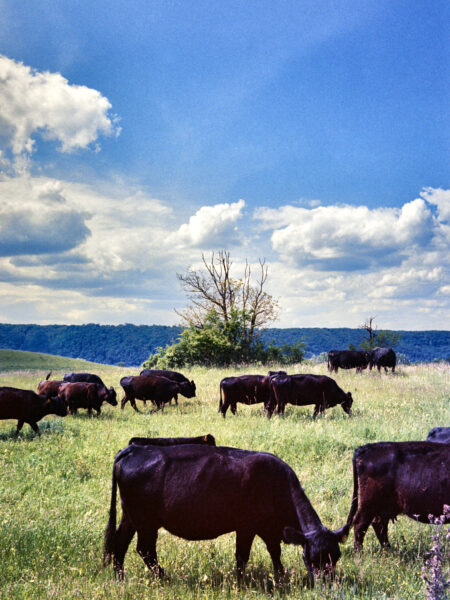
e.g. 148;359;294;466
0;362;448;598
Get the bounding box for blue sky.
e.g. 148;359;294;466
0;1;448;329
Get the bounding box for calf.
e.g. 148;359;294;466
58;382;118;416
270;373;353;418
0;386;67;435
103;437;349;581
120;375;193;412
346;441;450;549
219;375;273;418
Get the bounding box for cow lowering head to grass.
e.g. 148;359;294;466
0;386;67;435
103;437;349;583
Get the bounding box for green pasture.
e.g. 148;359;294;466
0;356;448;599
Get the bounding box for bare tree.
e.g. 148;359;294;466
176;251;278;344
361;316;377;349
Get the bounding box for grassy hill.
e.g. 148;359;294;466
0;349;111;373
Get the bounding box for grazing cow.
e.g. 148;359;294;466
58;382;118;416
346;441;450;549
103;437;349;581
328;350;370;373
63;372;117;405
0;386;67;435
427;426;450;444
369;347;396;373
37;379;65;398
219;375;273;418
139;369;196;405
120;375;194;412
270;373;353;418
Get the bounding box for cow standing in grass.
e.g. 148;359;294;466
103;437;349;582
120;375;195;411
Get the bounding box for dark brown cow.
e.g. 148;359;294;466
129;433;216;447
346;441;450;549
103;437;349;581
0;386;67;435
120;375;194;412
270;373;353;418
328;350;370;373
37;379;65;398
58;382;118;416
139;369;196;406
369;347;397;373
219;375;273;418
63;372;117;404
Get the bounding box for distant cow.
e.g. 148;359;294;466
0;386;67;435
58;382;118;416
270;373;353;418
139;369;196;405
219;375;273;418
103;437;349;581
37;379;65;398
346;441;450;549
64;372;117;404
328;350;370;373
120;375;194;412
427;427;450;444
369;347;396;373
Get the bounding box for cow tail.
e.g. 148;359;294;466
46;371;52;380
103;461;118;566
346;451;359;528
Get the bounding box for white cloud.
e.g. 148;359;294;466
255;198;436;270
174;199;245;247
0;55;120;160
420;187;450;222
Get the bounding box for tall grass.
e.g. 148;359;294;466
0;362;448;599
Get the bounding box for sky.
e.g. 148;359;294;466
0;0;448;330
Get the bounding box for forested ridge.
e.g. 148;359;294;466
0;323;448;366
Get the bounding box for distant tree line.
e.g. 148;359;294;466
0;322;448;367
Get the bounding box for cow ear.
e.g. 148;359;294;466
333;523;350;543
283;526;306;546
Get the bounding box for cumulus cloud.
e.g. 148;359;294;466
175;199;245;247
0;55;120;160
255;198;436;271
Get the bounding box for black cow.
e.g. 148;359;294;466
346;441;450;549
103;437;349;581
64;372;117;405
270;373;353;418
369;347;396;373
129;434;216;447
427;427;450;444
58;382;118;416
0;386;67;435
120;375;195;412
139;369;196;406
219;375;273;418
328;350;370;373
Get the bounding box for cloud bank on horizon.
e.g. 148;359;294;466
0;27;448;331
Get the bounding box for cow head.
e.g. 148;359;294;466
283;524;349;582
47;396;69;417
178;381;196;398
106;386;118;406
342;391;353;415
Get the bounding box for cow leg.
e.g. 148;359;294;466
15;420;24;435
113;515;136;579
136;529;164;577
27;421;40;435
130;399;140;412
371;517;390;548
121;395;128;409
231;403;237;415
235;531;255;579
220;400;229;417
88;408;93;417
260;534;284;578
96;408;101;416
353;510;374;550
